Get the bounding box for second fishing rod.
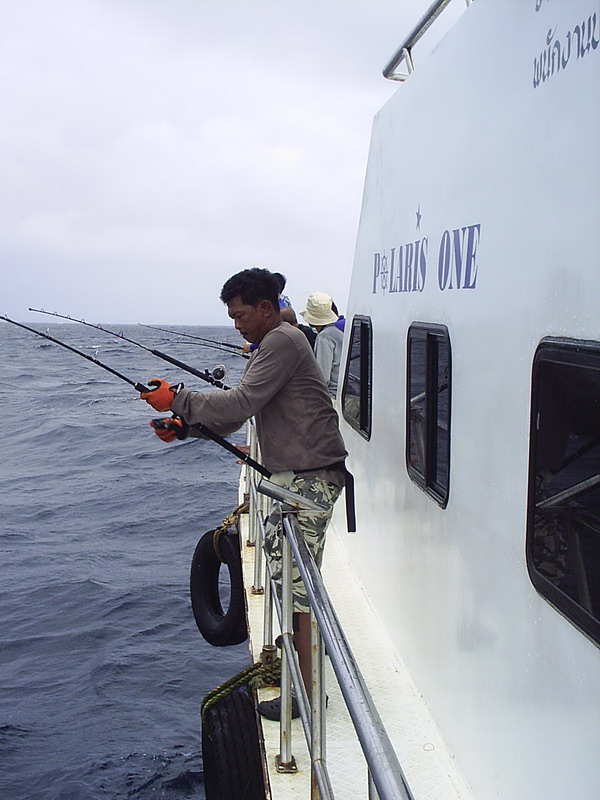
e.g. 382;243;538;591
2;314;270;479
139;323;247;355
29;308;233;391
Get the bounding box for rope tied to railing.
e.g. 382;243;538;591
211;502;248;561
200;659;282;723
201;659;273;797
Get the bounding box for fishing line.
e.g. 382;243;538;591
140;323;248;356
3;315;150;392
165;339;245;360
2;314;270;478
28;307;232;390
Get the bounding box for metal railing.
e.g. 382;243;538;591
244;422;414;800
383;0;475;81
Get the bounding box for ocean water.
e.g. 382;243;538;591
0;321;250;800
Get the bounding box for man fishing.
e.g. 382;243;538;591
140;267;348;721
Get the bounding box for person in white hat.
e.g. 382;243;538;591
301;292;344;398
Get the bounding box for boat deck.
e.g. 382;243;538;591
240;512;473;800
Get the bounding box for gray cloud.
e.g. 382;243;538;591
1;0;441;323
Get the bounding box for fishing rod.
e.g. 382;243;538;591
165;340;247;360
2;314;270;478
140;323;247;354
28;307;232;390
3;315;150;392
156;338;241;359
149;417;270;477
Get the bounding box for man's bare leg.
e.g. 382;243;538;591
294;612;312;701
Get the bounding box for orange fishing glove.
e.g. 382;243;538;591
140;379;177;412
150;417;187;442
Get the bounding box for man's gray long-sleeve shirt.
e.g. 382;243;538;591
314;323;344;396
172;321;347;474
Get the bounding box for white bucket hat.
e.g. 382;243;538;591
301;292;338;326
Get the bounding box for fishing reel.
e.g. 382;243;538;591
211;365;226;382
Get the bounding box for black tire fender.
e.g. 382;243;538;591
190;529;248;647
202;684;266;800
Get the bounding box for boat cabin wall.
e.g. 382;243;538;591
336;1;600;798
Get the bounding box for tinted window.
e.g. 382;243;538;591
527;339;600;644
341;316;372;439
406;323;451;506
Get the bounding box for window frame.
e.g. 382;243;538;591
406;322;452;508
341;315;373;440
526;337;600;646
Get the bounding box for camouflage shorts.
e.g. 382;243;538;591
264;471;343;613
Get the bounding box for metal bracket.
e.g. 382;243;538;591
257;478;327;512
276;754;298;773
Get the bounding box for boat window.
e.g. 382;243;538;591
406;323;451;507
527;339;600;645
341;315;372;440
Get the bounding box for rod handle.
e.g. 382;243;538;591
151;415;189;440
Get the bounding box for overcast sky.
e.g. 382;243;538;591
1;0;459;324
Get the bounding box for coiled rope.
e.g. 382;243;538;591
211;502;248;562
201;658;281;723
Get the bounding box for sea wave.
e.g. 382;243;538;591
0;324;249;800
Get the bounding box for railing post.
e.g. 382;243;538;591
248;428;259;546
245;424;254;543
262;564;275;653
276;519;297;773
310;608;326;800
251;480;264;594
368;770;382;799
247;475;256;548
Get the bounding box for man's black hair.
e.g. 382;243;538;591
220;268;280;312
272;272;287;293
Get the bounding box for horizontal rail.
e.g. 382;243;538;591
383;0;474;81
248;420;414;799
283;515;415;800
